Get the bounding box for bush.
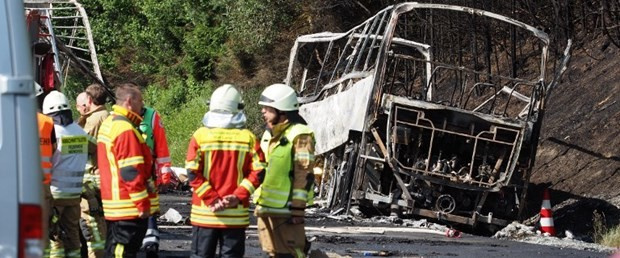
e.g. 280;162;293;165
82;0;227;82
592;210;620;248
142;80;266;166
240;86;267;136
143;79;213;165
601;225;620;248
224;0;297;55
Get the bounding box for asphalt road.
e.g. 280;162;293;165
147;193;609;258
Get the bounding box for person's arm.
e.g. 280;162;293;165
88;139;97;159
114;127;151;218
152;111;174;184
185;131;220;206
231;136;266;205
290;134;316;219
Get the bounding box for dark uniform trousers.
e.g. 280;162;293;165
191;227;245;258
104;218;148;258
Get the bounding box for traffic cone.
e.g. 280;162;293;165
539;188;556;236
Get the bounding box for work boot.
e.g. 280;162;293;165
304;238;312;255
143;242;159;258
142;217;160;258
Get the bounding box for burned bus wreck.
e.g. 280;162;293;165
288;3;571;228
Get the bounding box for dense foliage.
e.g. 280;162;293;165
79;0;297;83
63;0;298;163
63;0;619;178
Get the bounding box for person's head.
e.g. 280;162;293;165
209;84;244;114
115;83;143;115
85;83;107;106
76;92;91;115
42;90;71;115
258;83;299;127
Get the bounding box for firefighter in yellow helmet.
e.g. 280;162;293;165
255;83;316;257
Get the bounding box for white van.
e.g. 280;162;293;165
0;0;44;257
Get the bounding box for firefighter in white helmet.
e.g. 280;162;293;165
44;90;93;258
185;84;265;257
255;83;316;257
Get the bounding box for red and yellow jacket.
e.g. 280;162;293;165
139;107;173;186
97;105;157;221
185;127;264;228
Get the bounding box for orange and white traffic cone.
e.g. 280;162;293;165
540;188;556;236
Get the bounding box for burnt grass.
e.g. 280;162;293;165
527;35;620;241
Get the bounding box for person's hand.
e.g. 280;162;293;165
289;216;305;224
138;210;150;219
161;167;179;185
210;199;226;212
222;195;240;208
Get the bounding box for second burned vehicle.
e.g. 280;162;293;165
286;3;571;229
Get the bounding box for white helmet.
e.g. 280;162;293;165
42;90;70;114
258;83;299;111
34;82;44;96
209;84;243;113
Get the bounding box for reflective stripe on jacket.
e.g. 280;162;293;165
98;105;155;220
50;123;88;199
38;113;54;184
185;127;264;228
255;123;315;216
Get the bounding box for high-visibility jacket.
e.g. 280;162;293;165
97;105;156;221
50;122;89;199
139;107;173;186
38;113;54;185
185;127;264;228
255;122;315;217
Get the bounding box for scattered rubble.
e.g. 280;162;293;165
311;203;617;254
160;208;184;224
493;222;617;253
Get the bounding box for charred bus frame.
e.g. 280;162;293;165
288;3;571;228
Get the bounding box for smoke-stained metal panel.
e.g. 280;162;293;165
288;3;571;228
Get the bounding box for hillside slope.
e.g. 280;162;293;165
531;36;620;206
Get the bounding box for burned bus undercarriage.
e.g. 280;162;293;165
288;3;572;228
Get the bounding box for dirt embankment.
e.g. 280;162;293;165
528;36;620;236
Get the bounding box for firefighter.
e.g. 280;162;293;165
75;83;109;258
185;84;265;258
97;83;155;257
43;90;92;258
255;83;316;258
139;104;176;257
35;82;55;257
